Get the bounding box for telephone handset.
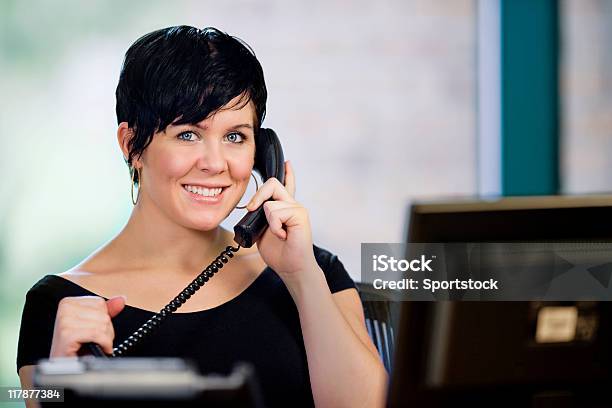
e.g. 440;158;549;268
233;128;285;248
85;128;285;357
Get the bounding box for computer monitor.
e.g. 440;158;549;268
388;196;612;407
406;195;612;242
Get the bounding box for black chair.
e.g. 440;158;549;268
356;282;399;373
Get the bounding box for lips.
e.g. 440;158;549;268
182;185;228;204
182;184;226;197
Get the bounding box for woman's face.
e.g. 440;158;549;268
137;95;256;231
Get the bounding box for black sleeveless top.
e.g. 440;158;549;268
17;245;356;407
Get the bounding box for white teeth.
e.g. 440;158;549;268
184;185;223;197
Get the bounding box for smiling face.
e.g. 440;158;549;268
134;95;256;231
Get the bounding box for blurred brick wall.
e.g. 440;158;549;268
561;0;612;194
225;1;478;277
1;1;476;387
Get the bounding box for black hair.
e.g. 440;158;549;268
116;25;267;184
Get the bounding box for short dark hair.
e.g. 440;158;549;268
116;25;267;183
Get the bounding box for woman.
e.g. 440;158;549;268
17;26;387;407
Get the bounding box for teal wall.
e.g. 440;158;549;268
501;0;559;195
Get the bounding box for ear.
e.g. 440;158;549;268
117;122;139;168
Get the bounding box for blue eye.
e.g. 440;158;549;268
225;132;245;144
177;131;198;141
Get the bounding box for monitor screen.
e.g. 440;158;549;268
406;195;612;243
388;196;612;407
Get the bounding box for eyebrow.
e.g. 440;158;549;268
190;123;254;131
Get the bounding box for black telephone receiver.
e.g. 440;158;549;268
233;128;285;248
86;128;285;358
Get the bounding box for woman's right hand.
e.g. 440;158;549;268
49;295;126;357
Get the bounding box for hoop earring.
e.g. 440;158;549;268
131;167;141;205
235;172;259;209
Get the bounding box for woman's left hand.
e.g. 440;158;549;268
245;161;318;284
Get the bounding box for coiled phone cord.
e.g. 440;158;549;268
88;244;241;357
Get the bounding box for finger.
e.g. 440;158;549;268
106;295;127;318
264;206;308;241
85;328;115;355
60;295;105;311
69;296;119;317
70;296;108;312
266;208;287;240
270;206;308;229
262;201;298;240
262;200;299;212
284;160;296;197
100;321;116;354
64;309;112;326
246;177;295;211
68;322;115;355
100;340;114;355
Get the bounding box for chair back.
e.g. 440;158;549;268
356;282;399;373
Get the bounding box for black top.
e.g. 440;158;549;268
17;245;356;407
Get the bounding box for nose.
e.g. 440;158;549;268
195;139;227;174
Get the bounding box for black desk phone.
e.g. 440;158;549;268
34;359;264;407
84;127;285;357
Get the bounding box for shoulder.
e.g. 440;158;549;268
312;244;356;294
17;275;79;374
312;244;347;273
312;245;338;267
25;275;62;302
24;274;90;305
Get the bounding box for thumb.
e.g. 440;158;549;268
106;295;127;318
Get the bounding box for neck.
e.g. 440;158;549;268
107;193;238;275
